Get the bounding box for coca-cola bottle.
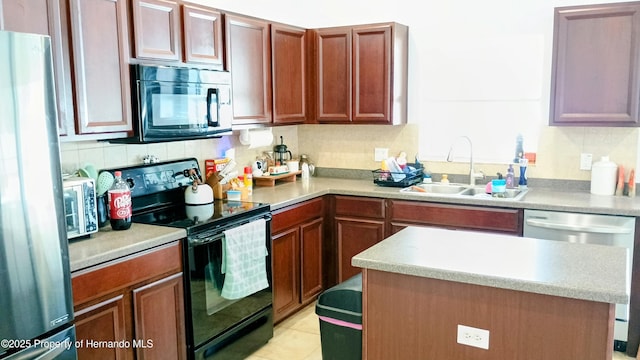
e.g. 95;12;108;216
108;171;132;230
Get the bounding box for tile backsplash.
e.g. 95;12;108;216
59;126;298;176
60;124;638;183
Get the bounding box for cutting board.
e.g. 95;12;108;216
254;171;302;187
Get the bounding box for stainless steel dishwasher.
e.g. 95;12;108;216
523;209;635;351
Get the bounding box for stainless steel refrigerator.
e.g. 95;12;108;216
0;31;77;359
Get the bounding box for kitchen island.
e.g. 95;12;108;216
352;226;629;360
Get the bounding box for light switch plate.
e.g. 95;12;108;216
374;148;389;162
580;153;593;170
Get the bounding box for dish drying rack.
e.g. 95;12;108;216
372;162;424;187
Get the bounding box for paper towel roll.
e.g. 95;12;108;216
239;129;274;148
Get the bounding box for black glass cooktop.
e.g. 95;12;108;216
133;199;270;235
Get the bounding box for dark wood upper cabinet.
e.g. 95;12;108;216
3;0;132;139
182;3;223;66
1;0;70;136
0;0;53;34
271;23;308;124
315;27;352;122
352;25;391;123
131;0;181;61
56;0;132;139
550;2;640;126
130;0;223;67
314;22;408;125
225;14;272;125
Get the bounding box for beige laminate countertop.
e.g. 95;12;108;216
69;176;640;272
352;226;629;304
68;223;185;272
249;176;640;216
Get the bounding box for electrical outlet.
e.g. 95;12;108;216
580;153;593;170
374;148;389;162
457;324;490;350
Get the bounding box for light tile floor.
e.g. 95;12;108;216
614;350;636;360
247;302;322;360
248;301;636;360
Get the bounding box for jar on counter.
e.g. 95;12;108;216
591;156;617;195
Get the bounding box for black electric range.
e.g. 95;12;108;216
102;158;275;359
101;158;271;236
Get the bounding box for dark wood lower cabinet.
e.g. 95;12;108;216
74;295;128;360
272;227;300;322
389;200;523;235
132;273;186;360
272;198;324;323
334;196;386;283
336;217;385;282
72;241;186;360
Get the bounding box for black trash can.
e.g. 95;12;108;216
315;273;362;360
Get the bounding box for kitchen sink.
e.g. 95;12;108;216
458;187;528;200
400;183;529;201
406;183;468;194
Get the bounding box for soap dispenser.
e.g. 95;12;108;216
505;164;515;189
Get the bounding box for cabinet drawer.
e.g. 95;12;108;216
334;195;385;219
272;197;324;233
72;241;182;305
390;200;522;234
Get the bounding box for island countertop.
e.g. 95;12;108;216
352;226;629;304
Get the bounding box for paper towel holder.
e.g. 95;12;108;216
239;129;251;145
238;128;274;147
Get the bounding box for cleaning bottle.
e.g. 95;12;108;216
518;159;528;189
505;164;515;189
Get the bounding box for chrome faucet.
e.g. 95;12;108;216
446;136;485;186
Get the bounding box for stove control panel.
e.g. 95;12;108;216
101;158;201;198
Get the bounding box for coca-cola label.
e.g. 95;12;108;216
109;190;131;219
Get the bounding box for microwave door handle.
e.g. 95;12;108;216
206;88;219;127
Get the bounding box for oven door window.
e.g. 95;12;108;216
140;81;218;136
189;238;272;348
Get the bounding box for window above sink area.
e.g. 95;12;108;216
400;183;529;201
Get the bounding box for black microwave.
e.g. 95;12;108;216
112;64;233;144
